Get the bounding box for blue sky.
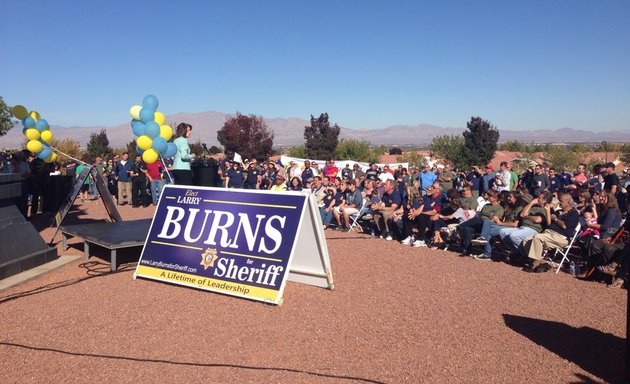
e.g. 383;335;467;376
1;0;628;132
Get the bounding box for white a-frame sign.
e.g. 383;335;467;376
135;186;334;304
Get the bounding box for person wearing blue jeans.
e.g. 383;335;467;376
146;161;164;205
457;190;503;256
473;192;522;260
499;191;552;258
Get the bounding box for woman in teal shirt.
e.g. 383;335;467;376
172;123;193;185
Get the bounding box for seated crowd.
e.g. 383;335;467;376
234;158;628;288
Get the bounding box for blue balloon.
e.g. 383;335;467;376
136;146;144;155
152;137;168;154
132;121;146;136
142;95;159;110
139;107;155;123
145;121;160;138
23;117;36;128
164;142;177;158
38;146;52;160
35;119;49;132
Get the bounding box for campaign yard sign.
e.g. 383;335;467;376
134;185;331;304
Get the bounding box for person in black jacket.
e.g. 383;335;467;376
130;155;150;207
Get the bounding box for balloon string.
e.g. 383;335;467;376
49;146;89;166
160;157;173;183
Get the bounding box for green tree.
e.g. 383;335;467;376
619;144;630;164
541;146;580;171
498;140;525;152
567;143;593;153
389;147;403;155
525;142;551;152
429;134;467;169
287;145;308;159
190;139;204;157
304;113;340;160
217;112;274;161
0;97;16;137
126;140;139;159
396;151;427;169
208;145;222;155
86;129;113;159
462;117;499;166
336;139;380;163
595;140;620;152
50;138;82;163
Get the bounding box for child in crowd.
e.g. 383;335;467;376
580;210;600;238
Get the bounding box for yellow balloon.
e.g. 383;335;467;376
154;111;165;125
40;130;54;143
129;105;142;120
44;153;54;163
159;125;173;141
12;105;28;119
25;128;41;141
29;111;40;122
51;153;58;162
26;139;43;153
136;135;153;151
142;148;159;164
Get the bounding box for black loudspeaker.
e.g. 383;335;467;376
192;159;219;187
43;175;73;213
0;175;57;280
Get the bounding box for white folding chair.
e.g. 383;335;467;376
547;223;582;274
348;197;369;233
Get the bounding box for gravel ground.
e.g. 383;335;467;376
0;198;627;383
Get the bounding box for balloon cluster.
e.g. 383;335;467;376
12;105;58;163
129;95;176;164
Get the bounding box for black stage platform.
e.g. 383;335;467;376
60;219;152;271
0;174;57;279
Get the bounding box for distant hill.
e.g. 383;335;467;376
1;110;629;149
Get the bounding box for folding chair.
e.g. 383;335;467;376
547;223;582;274
348;197;370;233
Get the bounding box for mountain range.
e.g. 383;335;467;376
1;110;629;149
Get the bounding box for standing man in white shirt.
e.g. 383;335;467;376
494;161;512;194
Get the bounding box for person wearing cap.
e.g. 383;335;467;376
480;164;496;195
351;164;365;180
341;164;352;181
365;163;379;181
270;169;287;191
